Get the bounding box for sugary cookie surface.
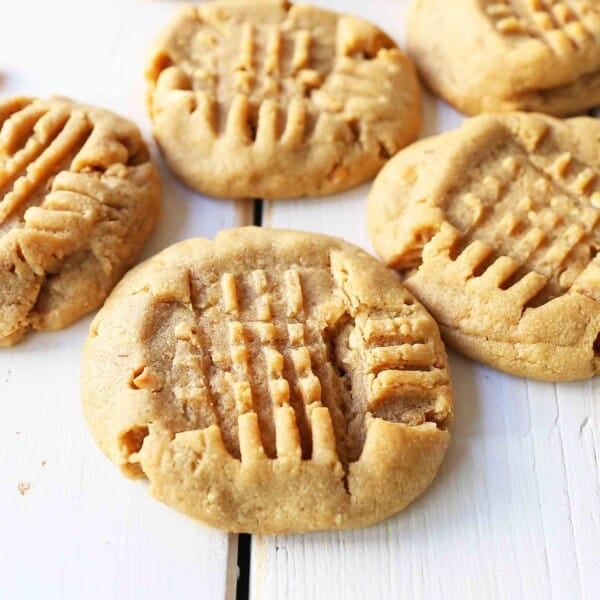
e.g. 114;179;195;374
0;96;160;346
147;1;421;199
408;0;600;115
369;112;600;380
82;227;452;533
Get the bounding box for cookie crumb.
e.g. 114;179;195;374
17;482;31;496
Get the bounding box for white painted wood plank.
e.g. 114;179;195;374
255;1;600;599
552;381;600;598
0;1;247;598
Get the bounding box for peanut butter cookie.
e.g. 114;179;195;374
0;96;160;346
369;112;600;381
146;1;421;199
408;0;600;116
81;227;453;533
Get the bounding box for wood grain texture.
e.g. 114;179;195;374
255;1;600;599
0;1;247;598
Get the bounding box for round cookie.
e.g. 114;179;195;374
368;112;600;381
407;0;600;116
0;96;160;346
81;227;453;534
146;1;422;200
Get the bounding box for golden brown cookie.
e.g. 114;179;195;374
81;227;453;534
408;0;600;116
0;96;160;346
146;1;422;199
368;112;600;381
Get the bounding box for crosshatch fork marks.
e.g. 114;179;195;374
162;267;355;463
0;108;94;230
147;2;397;135
368;113;600;379
0;96;33;132
126;260;451;476
0;97;153;237
0;96;160;347
441;139;600;310
146;2;412;149
483;0;600;52
145;1;422;199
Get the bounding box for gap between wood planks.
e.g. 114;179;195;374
233;198;263;600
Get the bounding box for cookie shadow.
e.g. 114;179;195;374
405;349;482;510
344;349;481;545
421;89;441;140
141;152;191;259
420;89;465;141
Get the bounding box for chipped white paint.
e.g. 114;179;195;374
1;1;599;599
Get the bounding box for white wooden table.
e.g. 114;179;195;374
1;1;599;598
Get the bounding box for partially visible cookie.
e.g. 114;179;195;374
81;227;453;534
408;0;600;116
0;96;160;346
146;1;421;199
368;112;600;381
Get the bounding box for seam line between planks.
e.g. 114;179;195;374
233;197;262;600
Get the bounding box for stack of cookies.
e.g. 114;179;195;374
2;0;599;534
370;0;600;381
